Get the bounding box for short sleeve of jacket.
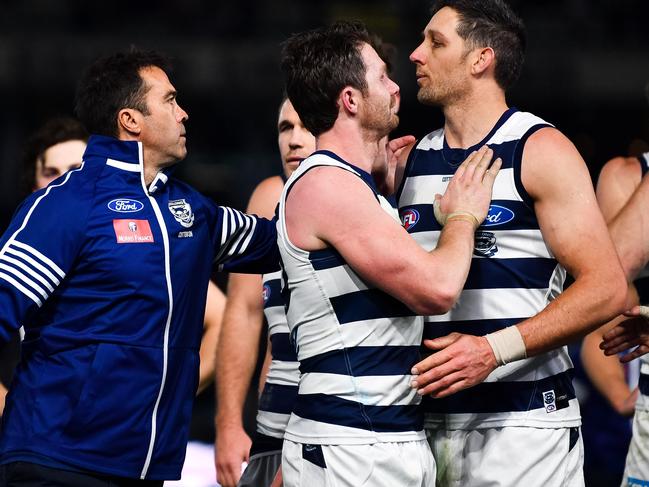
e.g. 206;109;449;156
207;203;280;274
0;179;89;342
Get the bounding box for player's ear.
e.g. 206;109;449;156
471;47;495;76
340;86;360;115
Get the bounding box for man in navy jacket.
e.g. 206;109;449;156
0;49;278;486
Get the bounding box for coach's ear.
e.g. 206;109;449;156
117;108;142;137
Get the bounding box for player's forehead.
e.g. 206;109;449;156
278;99;300;126
360;42;386;73
424;7;461;40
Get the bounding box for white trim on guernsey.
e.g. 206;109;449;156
106;158;140;172
139;141;173;480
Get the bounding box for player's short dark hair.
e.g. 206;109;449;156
431;0;526;90
22;116;88;193
74;48;171;137
280;21;373;136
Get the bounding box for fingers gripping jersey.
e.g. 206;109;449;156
0;135;279;480
397;109;581;430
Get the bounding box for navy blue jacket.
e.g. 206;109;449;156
0;135;278;480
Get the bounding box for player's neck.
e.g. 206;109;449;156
316;122;384;176
442;89;508;149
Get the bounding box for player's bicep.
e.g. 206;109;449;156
294;168;426;296
523;129;614;276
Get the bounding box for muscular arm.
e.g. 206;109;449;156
600;159;649;360
286;147;499;315
196;281;226;395
609;165;649;280
581;156;641;415
518;129;626;354
412;128;627;397
215;176;283;487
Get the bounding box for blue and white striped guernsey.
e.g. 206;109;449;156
277;150;425;444
397;108;581;429
254;270;300;443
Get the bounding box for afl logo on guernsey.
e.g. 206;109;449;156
400;208;420;231
107;198;144;213
262;284;271;305
483;205;515;227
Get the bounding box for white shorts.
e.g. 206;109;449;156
623;409;649;486
426;426;584;487
282;439;435;487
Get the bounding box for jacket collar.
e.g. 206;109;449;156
83;134;174;194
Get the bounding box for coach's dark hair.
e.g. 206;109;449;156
431;0;526;90
74;48;172;137
281;21;373;136
22;116;88;194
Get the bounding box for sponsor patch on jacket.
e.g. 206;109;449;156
262;284;271;304
107;198;144;213
113;219;154;244
168;199;194;228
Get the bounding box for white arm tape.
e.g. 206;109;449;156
639;305;649;319
485;326;527;366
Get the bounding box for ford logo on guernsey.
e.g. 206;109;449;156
400;208;420;231
483;204;515;227
107;198;144;213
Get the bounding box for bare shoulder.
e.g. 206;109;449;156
521;127;591;199
246;175;284;218
598;156;642;190
523;127;580;164
288;165;375;206
285;164;384;249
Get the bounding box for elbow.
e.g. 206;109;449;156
409;288;458;316
604;268;630;317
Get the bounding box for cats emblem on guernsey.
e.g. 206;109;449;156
474;231;498;257
168;199;194;228
400;208;420;231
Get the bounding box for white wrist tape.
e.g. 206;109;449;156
639;305;649;319
433;198;480;228
484;326;527;366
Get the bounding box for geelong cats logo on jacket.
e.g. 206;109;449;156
168;199;194;228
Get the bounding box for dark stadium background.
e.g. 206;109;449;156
1;0;648;222
0;1;647;485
